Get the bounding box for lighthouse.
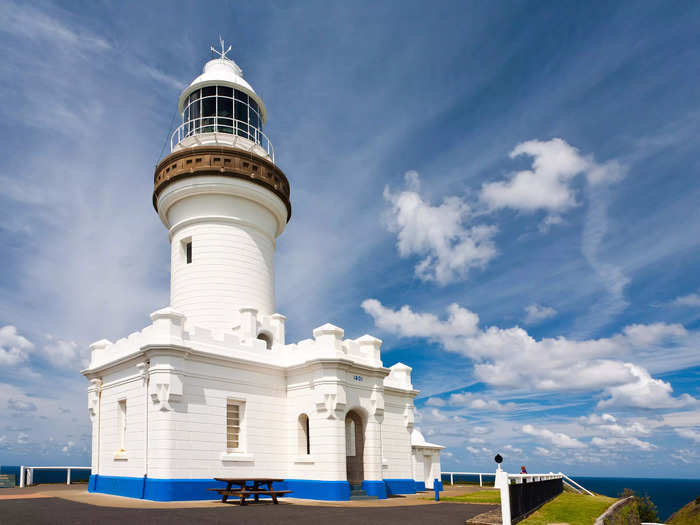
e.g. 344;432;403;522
83;41;441;502
154;40;291;338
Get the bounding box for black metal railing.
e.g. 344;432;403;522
509;477;563;521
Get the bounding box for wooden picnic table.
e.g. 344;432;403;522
209;478;290;505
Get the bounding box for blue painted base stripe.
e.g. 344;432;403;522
384;478;417;495
282;479;351;500
415;481;426;491
89;475;414;501
362;480;388;499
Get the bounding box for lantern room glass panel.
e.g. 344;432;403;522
181;86;263;145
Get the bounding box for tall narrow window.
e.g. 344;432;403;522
118;399;127;451
298;414;310;455
186;241;192;264
226;400;242;451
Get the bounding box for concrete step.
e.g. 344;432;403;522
349;485;378;500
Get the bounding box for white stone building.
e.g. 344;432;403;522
82;45;442;501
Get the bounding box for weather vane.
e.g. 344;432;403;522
211;35;231;60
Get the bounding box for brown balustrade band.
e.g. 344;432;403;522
153;146;291;221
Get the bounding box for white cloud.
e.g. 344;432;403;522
503;444;523;454
363;299;697;408
17;432;29;444
43;335;88;369
579;413;650;436
0;325;34;366
447;392;517;411
425;397;446;407
7;398;37;412
591;436;656;451
598;364;697;410
534;446;552;456
580;413;617;425
675;428;700;443
362;299;480;339
524;304;557;325
383;171;497;284
522;424;587;449
480;138;624;216
0;2;111;53
480;138;586;213
672;448;700;464
468;437;485;444
673;293;700;307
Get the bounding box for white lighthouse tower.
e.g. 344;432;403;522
82;41;441;502
154;40;291;339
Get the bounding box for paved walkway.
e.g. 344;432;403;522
0;484;497;524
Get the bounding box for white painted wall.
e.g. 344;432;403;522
86;319;427;487
381;392;414;480
156;177;288;335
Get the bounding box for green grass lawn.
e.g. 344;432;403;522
430;490;501;504
520;492;617;525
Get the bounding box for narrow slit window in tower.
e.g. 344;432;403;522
186;241;192;264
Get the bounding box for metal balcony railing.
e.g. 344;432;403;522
170;117;275;163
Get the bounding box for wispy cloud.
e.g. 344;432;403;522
672;293;700;307
523;304;557;325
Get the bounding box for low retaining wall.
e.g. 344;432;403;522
595;496;640;525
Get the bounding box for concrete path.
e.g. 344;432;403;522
1;497;494;524
0;483;497;524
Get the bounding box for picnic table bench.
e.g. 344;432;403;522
209;478;291;505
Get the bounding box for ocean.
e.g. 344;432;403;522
442;473;700;521
570;476;700;522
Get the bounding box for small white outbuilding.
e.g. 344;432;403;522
82;44;442;501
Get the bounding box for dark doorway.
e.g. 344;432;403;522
345;410;364;484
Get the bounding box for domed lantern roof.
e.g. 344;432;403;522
177;38;267;123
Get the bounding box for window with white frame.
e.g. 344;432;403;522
118;399;127;451
226;400;244;451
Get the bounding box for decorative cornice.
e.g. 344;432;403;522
153;146;291;220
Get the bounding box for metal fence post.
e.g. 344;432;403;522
67;468;71;485
19;466;24;488
450;473;454;485
479;473;483;487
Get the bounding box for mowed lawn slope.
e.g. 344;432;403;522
435;490;501;504
520;492;616;525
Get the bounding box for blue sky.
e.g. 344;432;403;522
0;1;699;477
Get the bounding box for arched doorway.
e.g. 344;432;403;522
345;410;364;484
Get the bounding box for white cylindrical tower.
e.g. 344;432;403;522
153;49;291;335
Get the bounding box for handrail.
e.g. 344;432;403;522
170;117;275;162
19;465;91;488
442;471;495;487
559;472;594;495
